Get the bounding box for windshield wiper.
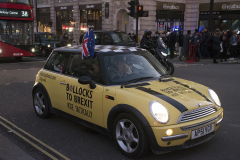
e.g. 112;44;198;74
121;77;153;88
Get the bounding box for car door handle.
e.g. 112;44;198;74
60;81;66;85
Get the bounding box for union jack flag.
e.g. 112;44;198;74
82;29;89;59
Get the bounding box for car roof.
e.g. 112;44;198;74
53;45;145;54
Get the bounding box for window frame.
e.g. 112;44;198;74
44;51;106;85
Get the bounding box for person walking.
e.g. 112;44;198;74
178;31;184;57
178;30;191;60
168;30;176;59
192;29;202;59
221;31;228;62
212;29;221;63
202;27;211;58
229;30;238;60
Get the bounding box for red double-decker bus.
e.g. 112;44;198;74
0;0;35;59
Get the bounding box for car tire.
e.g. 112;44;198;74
14;57;22;60
166;61;174;75
113;113;149;159
33;88;51;118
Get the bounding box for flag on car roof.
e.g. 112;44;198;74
88;29;95;58
82;28;89;59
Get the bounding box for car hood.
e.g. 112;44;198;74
121;77;213;113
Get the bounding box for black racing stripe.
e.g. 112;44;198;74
172;81;212;102
124;83;150;88
136;87;188;113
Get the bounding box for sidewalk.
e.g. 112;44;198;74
169;57;240;65
0;133;34;160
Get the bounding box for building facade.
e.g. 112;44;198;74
33;0;240;45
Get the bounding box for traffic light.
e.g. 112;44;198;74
138;5;148;17
127;0;135;17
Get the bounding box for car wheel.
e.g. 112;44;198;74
14;57;22;60
166;61;174;75
33;88;51;118
113;113;149;158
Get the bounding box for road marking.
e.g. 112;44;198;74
0;116;70;160
0;121;58;160
5;83;10;85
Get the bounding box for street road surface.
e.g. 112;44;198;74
0;57;239;159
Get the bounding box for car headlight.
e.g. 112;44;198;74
31;48;35;52
208;89;221;107
149;101;169;123
67;44;71;47
48;44;51;48
0;49;2;54
161;52;168;57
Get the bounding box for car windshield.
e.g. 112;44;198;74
111;32;133;43
39;34;58;41
102;50;168;85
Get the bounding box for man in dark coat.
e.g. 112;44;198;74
178;30;191;60
192;29;202;59
140;29;153;49
202;27;211;58
60;33;69;46
168;30;176;59
178;31;184;57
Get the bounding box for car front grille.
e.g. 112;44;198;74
177;105;217;124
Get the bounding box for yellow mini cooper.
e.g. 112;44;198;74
32;45;223;158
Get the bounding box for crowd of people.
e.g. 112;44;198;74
162;28;240;63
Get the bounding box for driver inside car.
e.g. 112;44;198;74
108;58;132;80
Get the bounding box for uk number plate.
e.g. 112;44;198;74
191;123;214;139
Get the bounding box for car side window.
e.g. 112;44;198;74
66;54;103;84
35;34;40;42
102;33;111;45
94;33;101;45
44;52;70;74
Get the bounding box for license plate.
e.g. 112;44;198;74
191;123;214;139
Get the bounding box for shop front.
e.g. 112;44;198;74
199;2;240;32
37;8;51;33
156;2;185;33
56;6;74;39
79;4;102;34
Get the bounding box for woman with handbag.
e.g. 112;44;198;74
212;29;221;63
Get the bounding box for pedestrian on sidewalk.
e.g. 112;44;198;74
202;27;211;59
168;30;176;59
178;31;184;57
221;31;228;62
229;30;238;60
237;33;240;59
212;29;221;63
178;30;191;61
192;29;202;59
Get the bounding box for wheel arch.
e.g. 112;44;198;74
107;104;159;150
32;82;53;112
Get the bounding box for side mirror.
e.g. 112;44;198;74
78;76;96;89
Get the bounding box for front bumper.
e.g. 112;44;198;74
149;108;223;153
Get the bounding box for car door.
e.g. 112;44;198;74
64;53;104;127
42;51;71;112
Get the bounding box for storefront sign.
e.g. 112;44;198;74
200;2;240;11
157;2;185;11
105;2;109;18
55;6;73;11
0;8;30;18
88;25;94;28
60;7;67;10
163;4;179;10
86;5;95;9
